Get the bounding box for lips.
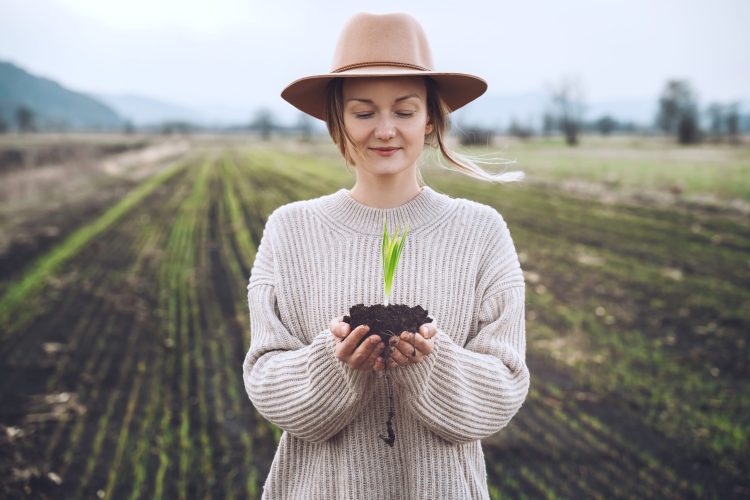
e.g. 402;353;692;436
370;147;400;157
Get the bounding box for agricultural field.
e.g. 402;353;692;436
0;134;748;499
0;133;191;293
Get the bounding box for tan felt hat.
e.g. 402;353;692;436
281;12;488;121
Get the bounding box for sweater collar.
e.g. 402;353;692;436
316;185;454;236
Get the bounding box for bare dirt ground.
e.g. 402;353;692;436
0;135;191;289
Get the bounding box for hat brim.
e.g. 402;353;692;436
281;69;488;121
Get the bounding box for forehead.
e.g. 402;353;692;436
342;76;426;100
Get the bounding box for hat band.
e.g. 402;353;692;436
332;61;430;73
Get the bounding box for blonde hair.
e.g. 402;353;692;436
324;76;524;186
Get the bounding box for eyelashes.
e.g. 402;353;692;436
354;112;415;119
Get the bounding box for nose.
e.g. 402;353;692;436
374;116;396;141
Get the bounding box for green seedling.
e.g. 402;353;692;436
382;216;409;307
377;215;410;447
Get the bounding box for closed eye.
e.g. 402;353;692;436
354;112;416;119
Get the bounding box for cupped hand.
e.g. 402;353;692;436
329;316;384;372
374;321;437;372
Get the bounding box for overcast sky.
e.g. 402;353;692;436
1;0;748;123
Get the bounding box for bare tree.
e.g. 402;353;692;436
594;115;617;136
250;108;275;141
508;118;533;139
548;76;585;146
656;80;701;145
706;101;740;145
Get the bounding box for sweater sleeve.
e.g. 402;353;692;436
241;209;375;443
389;210;530;444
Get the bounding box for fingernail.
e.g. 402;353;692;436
420;326;426;334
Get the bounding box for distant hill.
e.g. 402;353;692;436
0;60;124;131
93;93;206;127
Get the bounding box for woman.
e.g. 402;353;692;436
243;12;530;500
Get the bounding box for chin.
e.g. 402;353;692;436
366;163;410;175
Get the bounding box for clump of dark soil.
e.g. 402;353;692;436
343;303;432;447
345;303;431;347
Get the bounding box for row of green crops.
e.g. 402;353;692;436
1;142;747;498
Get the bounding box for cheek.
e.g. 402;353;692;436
343;120;367;143
406;121;430;141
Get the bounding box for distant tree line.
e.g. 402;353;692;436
657;80;741;145
3;80;746;149
458;77;748;148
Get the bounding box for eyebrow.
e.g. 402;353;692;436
346;94;421;104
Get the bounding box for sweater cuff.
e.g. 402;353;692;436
389;330;445;399
324;330;373;395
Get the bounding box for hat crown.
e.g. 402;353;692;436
330;13;435;73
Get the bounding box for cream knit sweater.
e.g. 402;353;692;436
242;185;530;500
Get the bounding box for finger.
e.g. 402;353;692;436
330;316;345;338
338;325;371;357
349;334;382;369
419;322;437;339
399;332;433;357
392;334;415;359
329;316;338;332
364;348;381;372
391;336;423;364
378;353;400;371
412;332;434;355
333;320;349;340
389;343;412;366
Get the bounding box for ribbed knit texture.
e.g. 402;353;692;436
242;185;530;500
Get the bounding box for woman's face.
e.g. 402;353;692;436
342;76;433;177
